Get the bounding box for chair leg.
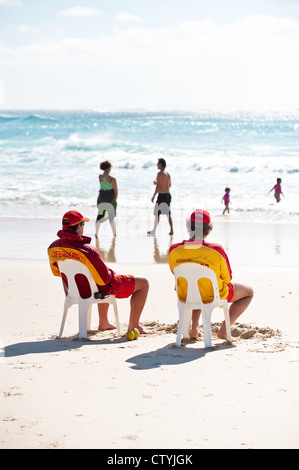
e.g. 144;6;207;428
182;308;192;339
59;300;69;338
87;304;92;332
112;300;120;335
202;307;213;348
176;302;186;347
176;321;183;347
78;301;89;339
223;303;232;342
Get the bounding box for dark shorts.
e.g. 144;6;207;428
97;189;115;204
226;282;235;302
154;193;171;216
97;190;117;222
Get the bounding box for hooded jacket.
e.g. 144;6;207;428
48;229;115;293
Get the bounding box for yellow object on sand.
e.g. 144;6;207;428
126;330;135;341
132;328;140;339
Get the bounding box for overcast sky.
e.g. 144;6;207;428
1;0;299;111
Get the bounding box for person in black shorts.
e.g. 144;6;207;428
95;161;117;238
147;158;173;235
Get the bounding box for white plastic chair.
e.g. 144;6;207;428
57;259;120;339
173;263;232;348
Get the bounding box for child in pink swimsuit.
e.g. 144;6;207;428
222;187;230;214
269;178;284;203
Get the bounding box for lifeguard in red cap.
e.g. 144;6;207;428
48;210;149;334
168;209;253;341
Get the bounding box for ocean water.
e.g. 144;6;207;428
0;109;299;223
0;109;299;264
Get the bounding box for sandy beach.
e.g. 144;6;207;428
1;249;299;449
1;0;299;453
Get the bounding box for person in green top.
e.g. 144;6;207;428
96;161;118;238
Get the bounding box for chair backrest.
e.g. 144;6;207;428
57;259;98;300
173;263;221;306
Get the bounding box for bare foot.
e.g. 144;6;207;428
189;327;199;339
217;331;235;343
98;323;117;331
129;325;153;335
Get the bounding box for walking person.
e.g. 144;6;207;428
147;158;173;236
95;161;118;238
268;178;284;203
221;187;231;214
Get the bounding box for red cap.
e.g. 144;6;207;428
190;209;211;224
62;210;90;228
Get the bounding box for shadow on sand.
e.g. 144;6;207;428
126;341;235;370
3;334;127;358
4;334;235;370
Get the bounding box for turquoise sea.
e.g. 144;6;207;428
0;109;298;265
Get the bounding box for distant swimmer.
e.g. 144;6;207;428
147;158;173;236
268;178;284;203
221;187;231;214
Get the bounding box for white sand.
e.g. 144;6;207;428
1;258;299;449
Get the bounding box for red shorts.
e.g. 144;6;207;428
112;274;135;299
226;282;235;302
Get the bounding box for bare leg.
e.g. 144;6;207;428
128;277;150;334
98;277;150;333
110;219;116;237
147;216;159;235
217;283;254;340
95;220;101;238
168;215;174;235
98;303;117;330
190;309;201;338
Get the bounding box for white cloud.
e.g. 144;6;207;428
0;0;22;6
0;43;14;56
58;6;102;17
2;14;299;110
18;24;39;34
113;12;142;24
2;15;298;69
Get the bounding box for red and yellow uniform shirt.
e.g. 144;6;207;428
48;229;115;294
168;239;233;303
48;229;136;299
